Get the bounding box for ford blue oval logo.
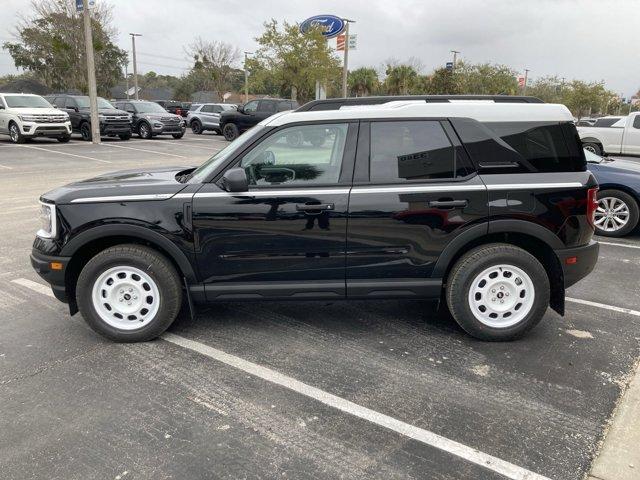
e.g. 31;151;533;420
300;15;345;39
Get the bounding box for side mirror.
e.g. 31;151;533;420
0;104;4;110
74;106;79;112
237;105;244;114
221;167;249;192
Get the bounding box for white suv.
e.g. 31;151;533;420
0;93;72;143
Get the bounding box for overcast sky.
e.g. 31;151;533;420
1;0;638;97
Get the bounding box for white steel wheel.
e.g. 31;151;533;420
91;265;160;330
594;197;630;233
467;264;535;328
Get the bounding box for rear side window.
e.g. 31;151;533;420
486;122;585;172
201;105;213;113
369;121;471;183
258;101;276;113
277;101;292;112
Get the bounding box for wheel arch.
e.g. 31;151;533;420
597;184;640;205
434;221;565;315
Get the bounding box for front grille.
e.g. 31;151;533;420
161;116;180;124
33;115;67;123
103;115;129;121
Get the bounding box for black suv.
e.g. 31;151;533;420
219;98;299;141
114;100;186;139
46;94;132;141
31;97;599;343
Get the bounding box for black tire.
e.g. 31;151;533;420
213;128;222;135
138;121;152;139
191;119;203;134
76;244;182;342
172;132;185;139
57;135;71;143
119;133;131;141
8;122;25;144
223;123;239;141
446;243;550;341
583;142;602;156
80;122;92;141
286;131;304;147
594;189;640;237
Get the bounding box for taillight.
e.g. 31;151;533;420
587;187;598;228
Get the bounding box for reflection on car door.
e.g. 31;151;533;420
346;120;487;298
192;121;358;300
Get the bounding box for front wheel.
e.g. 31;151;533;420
9;122;25;144
172;132;185;139
446;243;549;341
594;189;639;237
138;122;152;139
57;135;71;143
190;120;203;134
80;122;92;141
119;133;131;140
76;244;183;342
223;123;239;141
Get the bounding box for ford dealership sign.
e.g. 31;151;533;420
300;15;345;39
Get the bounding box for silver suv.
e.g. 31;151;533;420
187;103;235;135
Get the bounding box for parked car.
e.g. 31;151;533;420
576;118;597;127
31;99;599;343
0;93;72;143
585;149;640;237
219;98;299;141
113;100;186;139
154;100;185;117
45;94;131;141
578;112;640;156
187;103;236;134
593;116;624;128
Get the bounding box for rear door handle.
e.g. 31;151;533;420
296;203;335;213
428;200;468;208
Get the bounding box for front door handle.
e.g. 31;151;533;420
428;199;468;208
296;203;335;213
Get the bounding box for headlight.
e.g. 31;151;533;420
19;115;37;122
98;114;105;120
127;113;133;122
37;201;57;239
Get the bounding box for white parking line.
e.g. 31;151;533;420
136;139;215;150
598;240;640;250
100;143;188;159
0;164;12;169
162;332;550;480
11;278;54;297
18;144;112;164
566;297;640;317
12;275;550;479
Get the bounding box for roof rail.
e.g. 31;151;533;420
297;95;544;112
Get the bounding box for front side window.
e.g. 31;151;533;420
633;116;640;129
369;121;462;183
201;105;214;113
243;100;259;113
240;123;349;186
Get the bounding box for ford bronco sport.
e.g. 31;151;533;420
31;97;599;342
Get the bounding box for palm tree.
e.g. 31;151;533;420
348;67;379;97
384;64;418;95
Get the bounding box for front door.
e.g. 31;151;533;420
622;114;640;155
192;121;357;300
346;119;488;297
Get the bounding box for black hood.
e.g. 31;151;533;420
41;166;194;204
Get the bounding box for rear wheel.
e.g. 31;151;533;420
223;123;239;141
583;142;602;155
594;189;639;237
191;119;203;134
76;244;182;342
80;122;92;141
446;243;549;341
9;122;25;144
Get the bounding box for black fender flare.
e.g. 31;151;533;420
432;219;563;278
580;137;603;145
60;224;198;283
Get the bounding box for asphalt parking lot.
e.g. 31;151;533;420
1;132;639;480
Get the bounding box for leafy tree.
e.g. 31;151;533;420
526;76;566;103
456;62;518;95
348;67;379;97
247;20;342;103
384;63;419;95
563;80;610;119
2;0;126;95
422;68;461;94
185;37;240;101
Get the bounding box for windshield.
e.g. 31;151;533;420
584;149;604;163
4;95;52;108
75;96;116;109
189;126;266;183
135;102;170;114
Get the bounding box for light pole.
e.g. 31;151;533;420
81;0;100;144
129;33;142;100
341;19;355;98
244;51;253;104
450;50;460;71
522;68;530;95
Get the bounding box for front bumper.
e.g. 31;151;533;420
151;122;186;135
30;248;71;304
21;121;72;138
555;240;599;288
99;122;132;135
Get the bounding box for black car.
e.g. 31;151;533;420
155;100;186;117
113;100;186;139
45;94;132;141
219;98;299;141
31;98;599;343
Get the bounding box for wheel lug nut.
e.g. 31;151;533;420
500;286;504;290
500;300;504;303
492;298;496;302
491;289;496;293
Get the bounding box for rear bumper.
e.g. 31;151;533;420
30;249;71;303
555;240;599;288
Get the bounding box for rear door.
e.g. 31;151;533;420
346;119;487;297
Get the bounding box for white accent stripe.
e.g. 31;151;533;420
566;297;640;317
486;182;583;190
162;333;550;480
597;240;640;250
172;192;195;199
11;278;54;297
70;193;174;203
100;143;189;159
351;184;484;194
195;189;350;198
18;144;112;164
